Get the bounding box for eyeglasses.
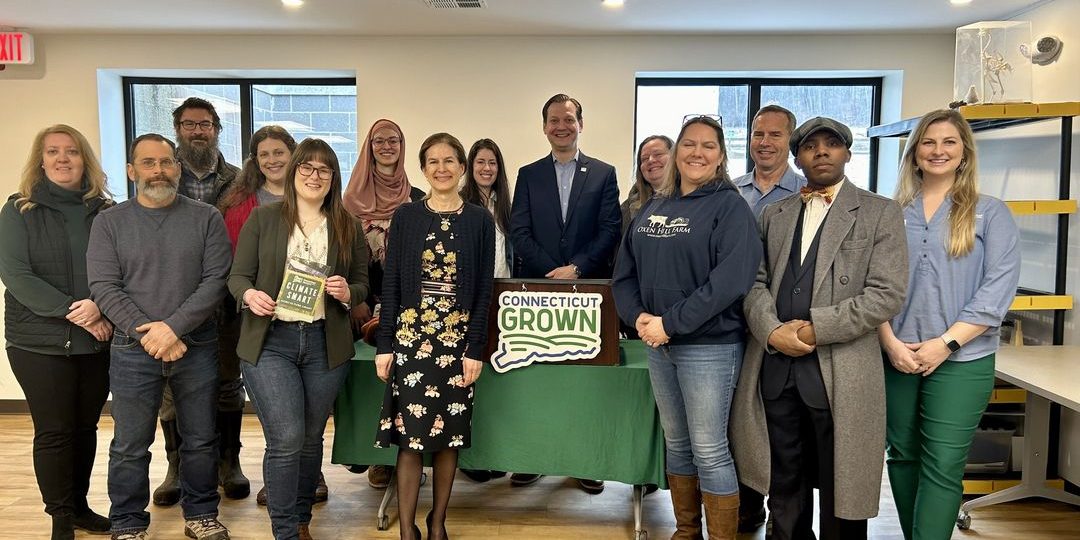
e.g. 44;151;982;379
682;114;723;128
639;151;669;164
297;163;333;180
135;158;179;170
372;137;401;148
179;120;215;132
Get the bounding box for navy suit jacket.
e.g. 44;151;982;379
510;152;621;279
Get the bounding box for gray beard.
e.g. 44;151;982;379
177;141;218;173
140;181;178;204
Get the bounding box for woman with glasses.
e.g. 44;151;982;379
374;133;495;540
0;124;114;539
229;138;369;540
613;116;761;540
342;119;426;488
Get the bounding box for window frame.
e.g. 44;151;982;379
634;76;884;191
122;76;357;198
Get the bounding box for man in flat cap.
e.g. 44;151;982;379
731;117;908;539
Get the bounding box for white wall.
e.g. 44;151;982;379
0;31;956;400
989;0;1080;487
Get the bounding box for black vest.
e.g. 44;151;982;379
3;188;109;355
760;203;830;409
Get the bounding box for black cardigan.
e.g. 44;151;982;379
376;201;496;360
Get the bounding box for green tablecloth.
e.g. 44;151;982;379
332;340;667;488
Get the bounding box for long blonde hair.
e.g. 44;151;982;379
895;109;979;258
17;124;110;212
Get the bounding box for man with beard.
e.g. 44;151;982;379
174;97;239;205
153;97;249;506
88;134;232;539
731;118;907;540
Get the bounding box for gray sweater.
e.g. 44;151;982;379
87;195;231;339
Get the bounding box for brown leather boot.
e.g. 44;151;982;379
702;491;740;540
666;473;703;540
298;523;314;540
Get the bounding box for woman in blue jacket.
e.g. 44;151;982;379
613;115;761;540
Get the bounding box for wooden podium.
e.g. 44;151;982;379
483;278;621;367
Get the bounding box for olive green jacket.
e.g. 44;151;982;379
228;203;369;368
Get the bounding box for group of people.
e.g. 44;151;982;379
0;90;1020;540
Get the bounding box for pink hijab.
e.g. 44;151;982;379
343;119;411;221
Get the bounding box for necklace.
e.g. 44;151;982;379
425;200;464;231
296;215;327;260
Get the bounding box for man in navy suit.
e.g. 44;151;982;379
510;93;621;281
508;94;620;494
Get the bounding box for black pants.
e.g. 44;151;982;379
763;371;867;540
8;347;110;517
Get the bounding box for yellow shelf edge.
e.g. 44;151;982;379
1010;295;1073;310
1005;200;1078;215
960;102;1080;120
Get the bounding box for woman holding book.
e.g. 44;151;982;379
228;138;368;540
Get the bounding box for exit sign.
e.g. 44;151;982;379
0;32;34;64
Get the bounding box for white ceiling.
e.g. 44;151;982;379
0;0;1050;35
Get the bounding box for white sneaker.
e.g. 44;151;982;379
184;517;230;540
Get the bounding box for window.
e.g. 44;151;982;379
635;77;882;190
124;77;357;197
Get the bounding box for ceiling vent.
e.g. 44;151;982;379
423;0;487;8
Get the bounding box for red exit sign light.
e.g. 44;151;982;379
0;32;34;64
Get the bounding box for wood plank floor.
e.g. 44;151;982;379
0;414;1076;539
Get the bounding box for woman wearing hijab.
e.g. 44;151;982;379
342;119;425;489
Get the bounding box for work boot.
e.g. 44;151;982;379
218;410;250;499
367;465;393;489
702;491;739;540
667;473;703;540
315;471;329;503
153;419;181;506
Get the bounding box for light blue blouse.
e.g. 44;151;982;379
890;193;1021;362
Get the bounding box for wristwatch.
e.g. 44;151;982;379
571;263;581;278
941;333;961;353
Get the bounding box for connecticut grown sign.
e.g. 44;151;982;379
490;291;603;373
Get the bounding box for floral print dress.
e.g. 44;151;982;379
375;208;473;452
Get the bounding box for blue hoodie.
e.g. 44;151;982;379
612;180;761;345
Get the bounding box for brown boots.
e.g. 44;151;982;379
702;491;740;540
666;473;740;540
667;473;703;539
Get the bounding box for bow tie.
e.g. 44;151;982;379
800;186;833;204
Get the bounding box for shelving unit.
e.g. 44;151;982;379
869;102;1079;496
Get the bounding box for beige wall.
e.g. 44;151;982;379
0;31;956;399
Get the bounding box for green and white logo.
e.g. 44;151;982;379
491;291;603;373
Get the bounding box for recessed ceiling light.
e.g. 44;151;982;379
282;0;304;7
602;0;625;8
950;0;973;5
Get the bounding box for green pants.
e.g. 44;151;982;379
884;353;995;540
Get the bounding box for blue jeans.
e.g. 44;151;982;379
648;342;743;495
242;321;350;540
107;322;221;533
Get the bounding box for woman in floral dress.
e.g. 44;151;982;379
375;132;495;540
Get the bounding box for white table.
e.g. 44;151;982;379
959;345;1080;528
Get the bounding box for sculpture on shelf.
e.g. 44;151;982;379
980;29;1013;103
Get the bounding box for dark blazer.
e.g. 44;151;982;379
228;203;369;368
510;152;621;278
376;201;496;361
